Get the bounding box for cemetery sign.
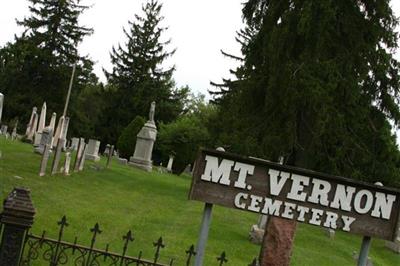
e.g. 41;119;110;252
189;149;400;241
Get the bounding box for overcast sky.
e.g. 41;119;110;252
0;0;399;98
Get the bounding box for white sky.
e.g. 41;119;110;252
0;0;399;97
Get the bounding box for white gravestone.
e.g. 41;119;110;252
51;139;65;175
74;138;85;172
49;112;56;146
85;139;100;161
60;116;70;149
39;144;51;176
129;101;157;172
1;125;7;135
79;143;87;171
26;107;37;136
53;116;64;148
27;111;38;141
34;102;47;146
63;152;71;176
0;93;3;123
71;137;79;151
34;127;53;154
166;155;174;172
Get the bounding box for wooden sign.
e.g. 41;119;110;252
189;149;400;241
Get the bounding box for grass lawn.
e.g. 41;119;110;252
0;137;399;265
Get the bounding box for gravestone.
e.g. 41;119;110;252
63;152;71;176
166;155;174;173
1;125;7;135
34;102;47;146
70;137;79;151
129;101;157;172
34;127;53;154
27;111;38;141
49;112;57;146
60;116;70;149
0;92;3;123
53;116;64;148
26;106;37;136
118;158;128;165
39;144;51;176
103;144;111;156
73;138;85;172
78;143;87;171
51;139;65;175
85;139;100;161
106;145;114;168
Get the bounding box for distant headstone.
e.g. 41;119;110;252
39;144;51;176
85;139;100;161
129;101;157;172
1;125;8;135
34;127;53;154
53;116;64;148
27;111;38;141
78;143;87;171
325;228;335;239
0;93;3;123
60;116;70;149
70;137;79;151
26;106;37;136
182;164;192;175
106;145;114;168
11;120;18;140
118;158;128;165
103;144;111;156
49;112;57;146
73;138;85;172
63;152;71;176
166;154;174;173
51;139;65;175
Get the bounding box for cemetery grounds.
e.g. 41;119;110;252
0;137;399;265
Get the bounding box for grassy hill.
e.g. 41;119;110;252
0;137;399;265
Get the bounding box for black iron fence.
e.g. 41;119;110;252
0;188;259;266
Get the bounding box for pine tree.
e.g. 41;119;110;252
212;0;400;187
102;0;186;144
0;0;97;136
17;0;93;66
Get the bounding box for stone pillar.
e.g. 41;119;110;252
51;139;65;175
106;145;114;168
78;143;87;171
63;152;71;176
27;111;38;142
53;116;64;148
0;187;36;266
129;101;157;172
166;155;174;172
71;137;79;151
33;102;47;146
60;116;70;149
74;138;85;172
39;144;51;176
48;112;56;147
25;107;37;136
85;139;100;161
0;92;3;123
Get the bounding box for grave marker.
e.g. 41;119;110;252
39;144;51;176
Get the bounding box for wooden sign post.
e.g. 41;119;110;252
189;148;400;265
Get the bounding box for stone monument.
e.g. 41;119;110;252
53;116;64;148
166;154;174;173
71;137;79;151
34;127;53;154
0;92;3;123
26;106;37;136
85;139;101;161
27;111;38;141
129;101;157;172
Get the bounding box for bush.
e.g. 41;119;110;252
117;116;146;159
158;115;210;174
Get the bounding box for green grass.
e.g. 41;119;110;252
0;137;399;265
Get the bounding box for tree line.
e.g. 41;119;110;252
1;0;400;186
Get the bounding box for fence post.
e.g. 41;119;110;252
0;187;36;266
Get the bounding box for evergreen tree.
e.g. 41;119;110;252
102;0;186;145
212;0;400;187
0;0;97;136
